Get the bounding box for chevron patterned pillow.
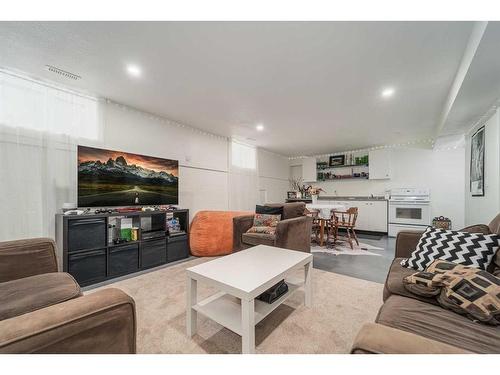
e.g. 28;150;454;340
401;226;500;271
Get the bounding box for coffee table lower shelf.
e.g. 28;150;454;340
192;281;301;336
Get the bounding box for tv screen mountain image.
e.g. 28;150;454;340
77;145;179;207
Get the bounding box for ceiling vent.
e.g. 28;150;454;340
45;65;81;80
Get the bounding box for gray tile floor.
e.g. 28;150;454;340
312;234;396;283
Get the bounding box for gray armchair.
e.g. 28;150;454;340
233;202;312;253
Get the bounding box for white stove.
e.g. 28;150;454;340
388;188;431;237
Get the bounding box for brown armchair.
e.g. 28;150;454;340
233;202;312;253
0;238;136;353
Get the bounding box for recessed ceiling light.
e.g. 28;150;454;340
126;64;142;78
256;123;264;131
381;87;395;99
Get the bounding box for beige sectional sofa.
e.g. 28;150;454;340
351;214;500;354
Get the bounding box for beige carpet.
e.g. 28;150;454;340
90;257;384;354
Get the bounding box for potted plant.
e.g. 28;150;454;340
289;177;306;199
306;186;326;204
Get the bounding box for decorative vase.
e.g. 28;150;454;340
296;191;302;199
312;194;318;204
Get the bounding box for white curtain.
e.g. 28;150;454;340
228;139;259;211
0;70;102;241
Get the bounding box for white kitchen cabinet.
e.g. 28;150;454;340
369;150;392;179
353;201;371;231
316;199;388;233
302;157;317;182
338;200;387;232
364;201;388;232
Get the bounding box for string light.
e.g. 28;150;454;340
108;94;500;156
105;98;228;141
467;98;500;135
288;138;435;160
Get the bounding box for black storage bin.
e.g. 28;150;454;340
141;238;167;269
68;248;106;285
109;243;139;277
68;218;106;252
167;235;189;262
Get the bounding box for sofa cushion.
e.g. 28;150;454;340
0;272;82;321
488;214;500;277
489;213;500;235
247;226;277;235
384;258;439;305
376;295;500;353
283;202;306;219
493;250;500;274
241;232;276;247
265;203;305;220
401;226;499;271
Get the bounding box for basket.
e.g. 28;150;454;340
432;216;451;230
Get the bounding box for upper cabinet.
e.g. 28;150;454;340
302;157;317;182
368;150;392;179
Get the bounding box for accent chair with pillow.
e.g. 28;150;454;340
233;202;312;253
351;213;500;354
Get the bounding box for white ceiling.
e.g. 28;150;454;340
0;21;485;156
441;22;500;135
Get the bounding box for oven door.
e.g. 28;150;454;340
389;201;430;226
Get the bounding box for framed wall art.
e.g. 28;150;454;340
470;126;485;196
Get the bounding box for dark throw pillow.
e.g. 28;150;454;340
401;226;499;271
256;205;284;220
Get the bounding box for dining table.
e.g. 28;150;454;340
306;203;346;246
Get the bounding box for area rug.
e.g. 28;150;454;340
90;257;383;354
311;239;384;256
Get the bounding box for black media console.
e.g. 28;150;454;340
55;209;189;286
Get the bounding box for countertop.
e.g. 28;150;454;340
317;195;387;201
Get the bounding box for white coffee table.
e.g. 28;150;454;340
186;245;313;354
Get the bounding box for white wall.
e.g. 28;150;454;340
0;71;308;241
257;149;289;204
93;103;290;219
97;103;230;218
465;110;500;225
290;146;466;229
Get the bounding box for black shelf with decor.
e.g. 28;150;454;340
55;209;190;286
317;163;369;170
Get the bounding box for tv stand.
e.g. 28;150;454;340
55;209;189;286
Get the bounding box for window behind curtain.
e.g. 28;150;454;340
0;70;102;241
0;70;100;140
231;140;256;169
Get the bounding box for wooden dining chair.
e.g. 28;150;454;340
328;207;359;249
305;208;321;244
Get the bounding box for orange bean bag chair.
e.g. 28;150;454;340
190;210;252;256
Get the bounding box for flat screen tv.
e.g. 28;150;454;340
77;145;179;207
